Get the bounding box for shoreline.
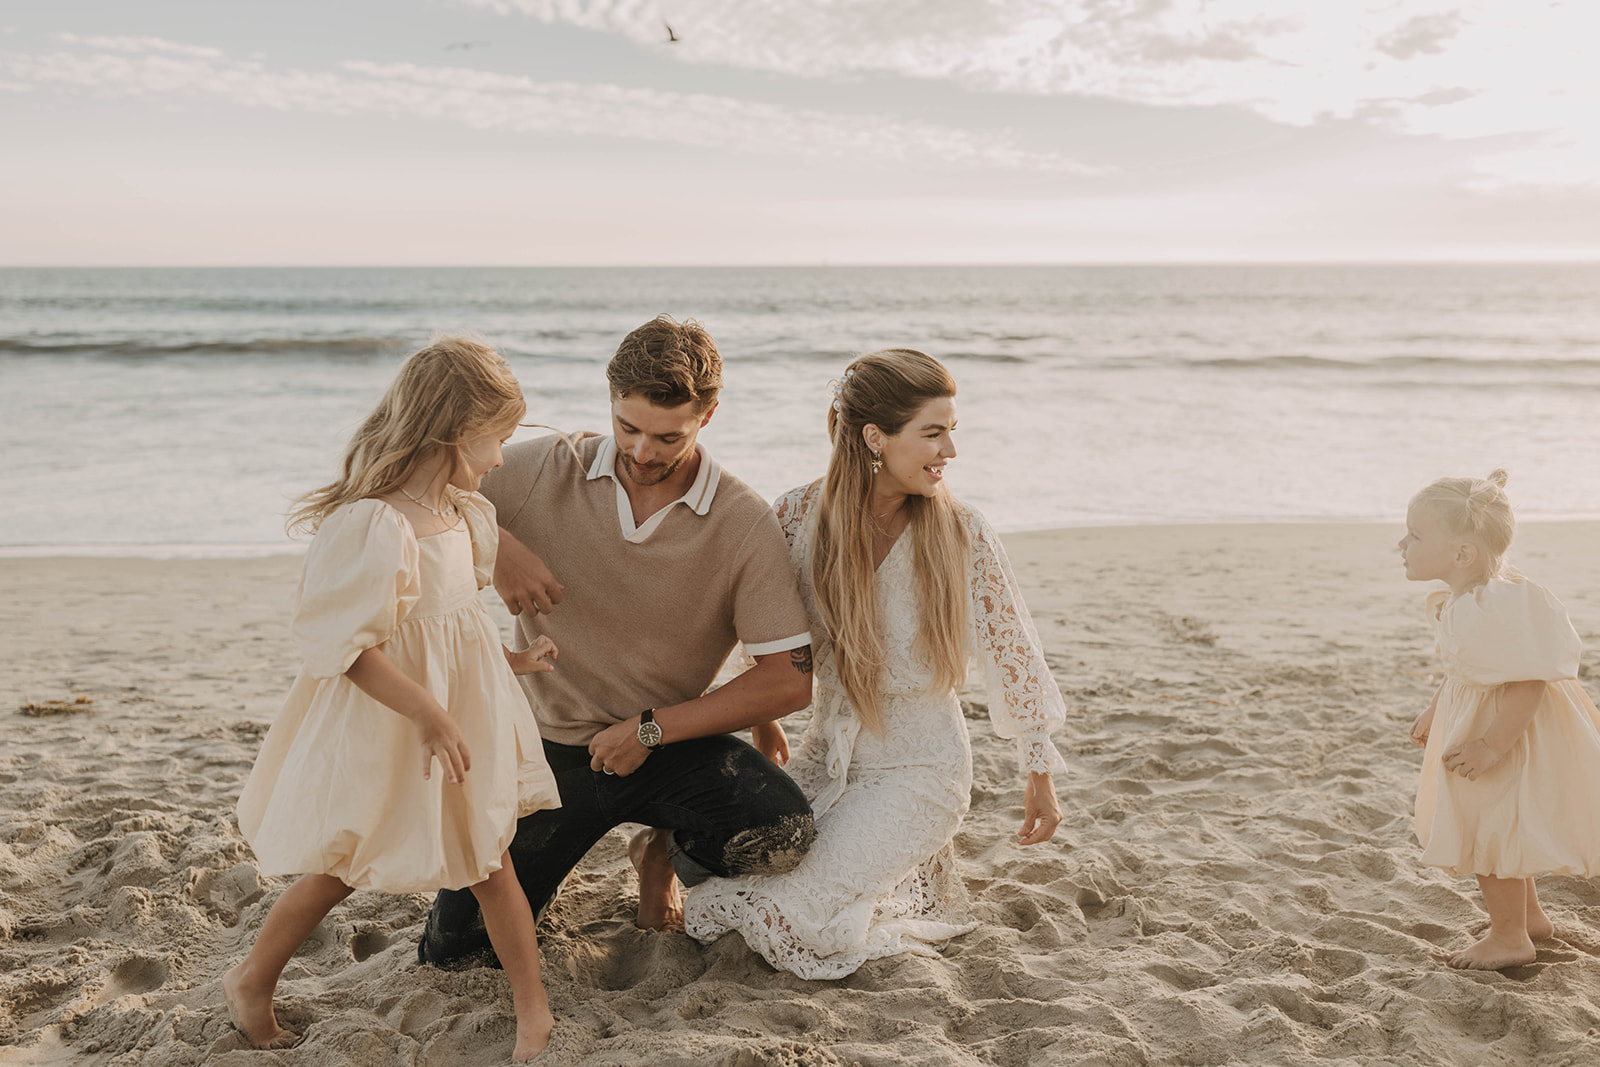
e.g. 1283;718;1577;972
4;515;1599;563
3;522;1599;1065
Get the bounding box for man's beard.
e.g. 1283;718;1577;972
619;448;690;487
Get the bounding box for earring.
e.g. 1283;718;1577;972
870;451;883;475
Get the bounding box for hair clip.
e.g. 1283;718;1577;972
828;378;846;412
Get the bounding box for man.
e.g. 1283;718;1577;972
419;314;816;962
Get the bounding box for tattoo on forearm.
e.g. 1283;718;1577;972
790;645;814;675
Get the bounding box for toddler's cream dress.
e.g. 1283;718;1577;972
238;489;559;894
1415;575;1600;878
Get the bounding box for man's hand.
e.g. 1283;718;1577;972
1019;772;1063;845
752;720;790;765
505;635;558;675
1443;738;1503;780
494;528;564;617
1410;704;1435;747
588;716;650;777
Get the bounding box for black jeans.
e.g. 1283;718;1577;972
418;733;816;964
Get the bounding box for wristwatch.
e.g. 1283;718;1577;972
637;708;664;750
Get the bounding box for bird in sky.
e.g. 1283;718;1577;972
664;23;680;43
444;41;491;50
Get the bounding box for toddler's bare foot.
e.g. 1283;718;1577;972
1527;903;1555;940
1447;931;1537;971
512;1008;554;1062
628;827;684;931
222;963;300;1049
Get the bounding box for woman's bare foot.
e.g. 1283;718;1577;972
513;1008;554;1062
1447;931;1537;971
628;827;684;931
222;963;300;1049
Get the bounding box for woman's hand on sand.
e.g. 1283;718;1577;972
1019;772;1063;845
505;636;558;675
1442;738;1501;780
1410;705;1435;747
751;720;790;765
419;707;471;784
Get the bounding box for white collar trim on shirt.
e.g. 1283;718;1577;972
587;435;722;542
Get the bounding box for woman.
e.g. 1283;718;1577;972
683;349;1068;979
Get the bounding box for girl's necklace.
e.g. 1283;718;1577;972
400;485;458;523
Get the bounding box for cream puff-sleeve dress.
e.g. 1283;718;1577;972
1415;575;1600;879
237;490;560;894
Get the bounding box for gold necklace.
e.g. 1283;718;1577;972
400;485;457;521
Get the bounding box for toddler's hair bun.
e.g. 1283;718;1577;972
1485;468;1509;489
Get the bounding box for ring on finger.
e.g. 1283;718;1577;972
603;768;615;775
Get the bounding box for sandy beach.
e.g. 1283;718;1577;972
3;522;1599;1066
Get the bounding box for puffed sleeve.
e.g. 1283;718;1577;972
965;506;1069;776
1446;577;1582;686
291;500;421;678
454;488;500;591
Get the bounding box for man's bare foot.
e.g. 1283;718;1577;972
222;963;300;1049
1447;932;1537;971
512;1008;554;1062
628;827;684;931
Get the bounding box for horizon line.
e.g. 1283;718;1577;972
5;257;1600;270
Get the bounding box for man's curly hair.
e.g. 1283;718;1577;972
606;314;723;413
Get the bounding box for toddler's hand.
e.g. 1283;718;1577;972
506;636;558;675
420;708;471;784
1410;706;1434;747
1442;738;1501;780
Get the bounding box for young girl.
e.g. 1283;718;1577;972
1401;470;1600;971
226;337;562;1060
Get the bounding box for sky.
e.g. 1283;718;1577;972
2;0;1597;265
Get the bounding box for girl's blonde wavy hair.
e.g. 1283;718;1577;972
1410;468;1516;579
288;336;525;535
811;349;969;735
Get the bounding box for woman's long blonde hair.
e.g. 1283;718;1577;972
288;336;525;534
811;349;970;734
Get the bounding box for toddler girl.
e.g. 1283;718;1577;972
225;337;561;1060
1401;470;1600;970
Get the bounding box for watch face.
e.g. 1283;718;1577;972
638;720;663;748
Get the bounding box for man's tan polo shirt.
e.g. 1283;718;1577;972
479;431;811;746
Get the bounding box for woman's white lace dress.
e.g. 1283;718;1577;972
683;483;1068;979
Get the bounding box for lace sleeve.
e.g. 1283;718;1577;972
773;483;818;553
966;508;1068;777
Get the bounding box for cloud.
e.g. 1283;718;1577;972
1376;12;1467;60
0;35;1094;173
469;0;1600;187
57;32;226;60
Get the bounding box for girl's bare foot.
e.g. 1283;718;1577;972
1447;931;1537;971
628;827;684;931
222;963;300;1049
512;1008;554;1062
1527;884;1555;940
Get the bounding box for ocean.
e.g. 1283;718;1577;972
3;264;1598;555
